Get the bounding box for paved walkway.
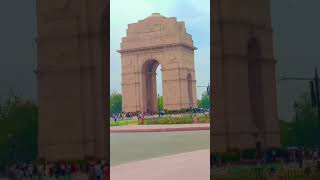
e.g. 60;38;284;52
111;149;210;180
111;123;210;133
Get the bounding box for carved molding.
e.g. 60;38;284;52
39;0;73;16
163;79;196;82
36;31;108;45
118;43;197;54
213;53;277;64
214;19;273;33
35;65;96;77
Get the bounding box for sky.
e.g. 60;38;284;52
271;0;320;120
110;0;210;99
0;1;37;103
0;0;320;120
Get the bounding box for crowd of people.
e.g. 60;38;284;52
211;147;320;169
2;160;109;180
111;109;162;121
111;108;210;122
280;147;320;168
211;148;320;180
111;112;147;123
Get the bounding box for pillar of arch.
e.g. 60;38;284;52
118;13;198;113
36;0;108;161
212;0;280;152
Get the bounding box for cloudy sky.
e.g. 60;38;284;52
0;0;320;120
110;0;210;98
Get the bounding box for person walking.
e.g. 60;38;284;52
297;149;304;169
32;163;38;180
88;162;95;180
94;161;103;180
37;163;44;180
26;163;33;180
313;149;319;163
138;113;141;123
103;162;110;180
141;112;145;124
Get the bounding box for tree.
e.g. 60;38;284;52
110;91;122;114
282;92;320;147
158;96;163;111
0;90;21;121
198;92;210;109
0;92;38;166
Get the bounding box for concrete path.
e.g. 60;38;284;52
111;123;210;133
111;149;210;180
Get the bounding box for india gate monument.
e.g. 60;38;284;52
36;0;108;161
118;13;198;113
212;0;281;152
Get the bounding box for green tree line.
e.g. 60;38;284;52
0;92;38;166
281;92;320;147
110;91;210;114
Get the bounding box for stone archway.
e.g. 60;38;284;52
141;59;161;113
118;13;198;113
36;0;108;161
212;0;281;152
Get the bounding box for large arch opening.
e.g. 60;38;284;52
247;37;264;131
141;59;163;113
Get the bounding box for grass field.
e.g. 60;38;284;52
110;119;138;126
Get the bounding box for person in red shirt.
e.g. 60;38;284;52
141;113;145;124
103;162;110;180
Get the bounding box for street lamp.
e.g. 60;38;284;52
309;68;320;128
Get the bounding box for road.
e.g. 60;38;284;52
110;130;210;166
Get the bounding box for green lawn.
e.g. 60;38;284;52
110;119;138;126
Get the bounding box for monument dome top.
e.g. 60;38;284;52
147;13;165;19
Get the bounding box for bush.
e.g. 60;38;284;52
140;116;193;125
197;116;210;123
0;94;38;166
110;119;138;126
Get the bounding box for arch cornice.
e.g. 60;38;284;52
215;19;273;33
117;43;197;54
213;53;277;64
